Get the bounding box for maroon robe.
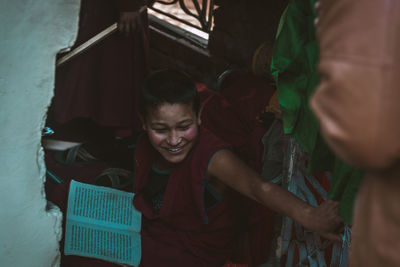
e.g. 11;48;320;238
133;128;247;266
53;0;148;131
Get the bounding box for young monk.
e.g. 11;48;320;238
133;69;342;267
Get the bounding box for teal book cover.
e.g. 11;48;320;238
64;180;142;266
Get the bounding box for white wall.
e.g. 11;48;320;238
0;0;80;266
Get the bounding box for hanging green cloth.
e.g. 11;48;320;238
270;0;363;224
270;0;320;155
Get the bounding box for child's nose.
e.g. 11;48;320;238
167;132;182;146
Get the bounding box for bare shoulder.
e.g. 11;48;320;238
208;149;242;176
207;149;260;193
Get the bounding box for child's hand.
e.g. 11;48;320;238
304;200;343;242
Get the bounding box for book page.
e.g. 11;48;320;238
64;180;141;266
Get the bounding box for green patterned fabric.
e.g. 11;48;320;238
270;0;363;224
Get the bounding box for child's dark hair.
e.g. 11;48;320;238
139;69;200;119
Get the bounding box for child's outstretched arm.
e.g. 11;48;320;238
208;149;343;242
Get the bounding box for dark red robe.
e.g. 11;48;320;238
53;0;148;131
133;128;247;266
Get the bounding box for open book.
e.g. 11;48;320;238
64;180;142;266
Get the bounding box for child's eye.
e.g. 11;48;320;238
178;125;190;131
153;128;167;133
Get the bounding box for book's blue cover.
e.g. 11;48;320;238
64;180;141;266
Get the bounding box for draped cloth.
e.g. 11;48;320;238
53;0;149;132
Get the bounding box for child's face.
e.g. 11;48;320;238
143;102;200;165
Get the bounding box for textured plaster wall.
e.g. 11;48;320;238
0;0;80;266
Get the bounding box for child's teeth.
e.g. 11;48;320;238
170;148;180;152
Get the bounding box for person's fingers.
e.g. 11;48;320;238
335;222;345;234
331;219;344;238
322;232;342;243
322;199;335;206
326;200;340;212
128;14;140;35
334;216;344;228
328;200;339;206
118;11;143;36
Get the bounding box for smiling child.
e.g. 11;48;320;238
132;69;342;267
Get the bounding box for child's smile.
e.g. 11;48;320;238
143;102;200;166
